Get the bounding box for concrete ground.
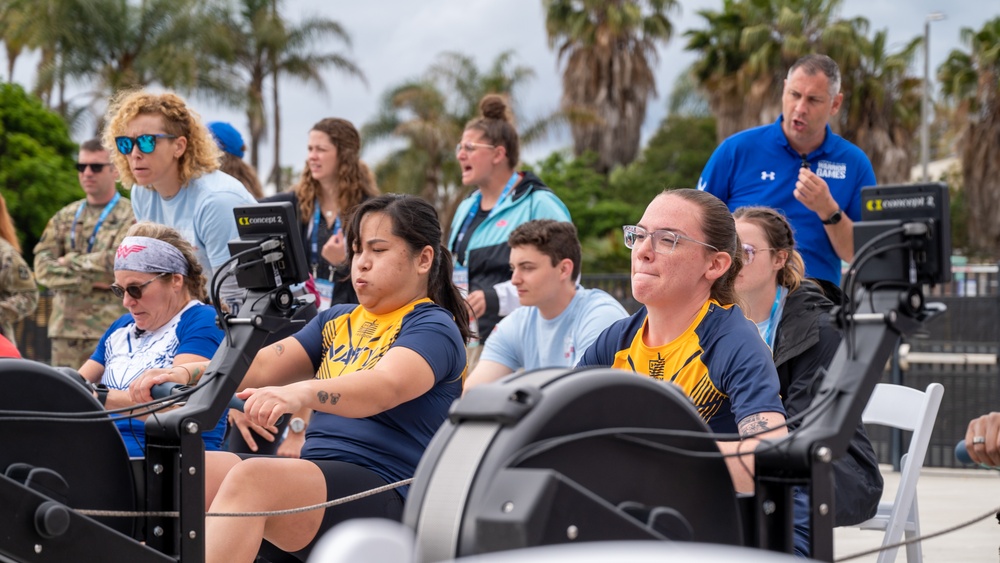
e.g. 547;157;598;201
834;465;1000;562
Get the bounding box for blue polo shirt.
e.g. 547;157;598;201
697;117;876;284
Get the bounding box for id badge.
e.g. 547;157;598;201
453;264;470;295
315;278;335;311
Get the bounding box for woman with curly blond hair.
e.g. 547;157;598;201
264;117;378;310
103;90;257;310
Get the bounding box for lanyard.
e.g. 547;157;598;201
761;286;785;350
311;201;341;277
70;192;121;253
452;172;520;261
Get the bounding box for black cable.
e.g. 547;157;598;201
0;383;200;423
504;386;839;469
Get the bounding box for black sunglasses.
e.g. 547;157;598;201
114;134;178;155
75;162;111;173
110;272;170;299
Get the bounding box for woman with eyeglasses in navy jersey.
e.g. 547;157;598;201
103;90;257;313
577;189;788;495
77;222;225;457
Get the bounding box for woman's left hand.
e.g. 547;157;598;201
321;230;346;265
239;383;310;431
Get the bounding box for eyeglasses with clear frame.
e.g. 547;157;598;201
110;272;170;300
742;243;777;265
622;225;719;255
455;141;496;156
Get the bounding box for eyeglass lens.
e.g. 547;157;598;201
115;134;170;155
110;273;165;299
75;163;108;173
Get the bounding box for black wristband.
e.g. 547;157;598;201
93;383;109;407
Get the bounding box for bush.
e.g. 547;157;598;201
0;84;80;261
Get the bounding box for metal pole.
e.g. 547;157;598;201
921;19;930;182
922;12;946;182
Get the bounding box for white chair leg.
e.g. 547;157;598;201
905;495;922;563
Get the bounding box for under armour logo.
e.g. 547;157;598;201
116;244;146;258
761;171;775;180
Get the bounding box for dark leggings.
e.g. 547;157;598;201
256;459;404;562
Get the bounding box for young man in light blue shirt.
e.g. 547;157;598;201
464;220;628;393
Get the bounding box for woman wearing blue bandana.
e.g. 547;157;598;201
77;222;225;456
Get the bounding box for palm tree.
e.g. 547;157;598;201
362;51;540;230
685;0;861;141
543;0;678;173
938;17;1000;257
206;0;364;181
4;0;218;128
266;8;364;188
838;29;922;184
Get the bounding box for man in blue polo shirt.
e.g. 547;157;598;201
697;54;876;294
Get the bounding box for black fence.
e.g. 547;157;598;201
14;267;1000;468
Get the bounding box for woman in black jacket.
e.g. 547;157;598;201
734;205;883;556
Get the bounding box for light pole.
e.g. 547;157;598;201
922;12;946;182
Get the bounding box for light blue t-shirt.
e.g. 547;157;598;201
481;287;628;371
130;170;257;308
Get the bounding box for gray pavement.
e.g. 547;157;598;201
834;465;1000;562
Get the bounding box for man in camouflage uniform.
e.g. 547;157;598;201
0;236;38;348
34;139;135;367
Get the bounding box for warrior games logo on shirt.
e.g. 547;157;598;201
816;160;847;180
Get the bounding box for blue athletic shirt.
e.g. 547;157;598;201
697;117;876;285
90;301;225;456
296;299;465;497
577;300;784;434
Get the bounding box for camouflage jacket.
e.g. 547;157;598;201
0;238;39;345
33;196;135;339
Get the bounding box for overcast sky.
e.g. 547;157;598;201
11;1;990;190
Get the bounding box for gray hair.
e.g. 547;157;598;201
787;54;841;100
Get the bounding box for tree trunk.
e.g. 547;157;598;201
962;96;1000;257
269;70;282;191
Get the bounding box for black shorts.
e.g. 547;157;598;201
256;459;405;562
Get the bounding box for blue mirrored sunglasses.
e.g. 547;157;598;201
114;134;178;155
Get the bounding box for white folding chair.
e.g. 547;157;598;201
853;382;944;563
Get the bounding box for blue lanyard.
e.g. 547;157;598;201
71;192;121;253
452;172;520;260
761;286;784;350
311;201;341;276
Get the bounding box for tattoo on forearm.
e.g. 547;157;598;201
316;391;341;405
273;343;284;356
739;414;772;438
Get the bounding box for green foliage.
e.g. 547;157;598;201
528;113;719;273
526;151;633;273
0;83;78;260
610;114;718;205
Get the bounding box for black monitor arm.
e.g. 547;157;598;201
142;286;311;561
753;284;938;561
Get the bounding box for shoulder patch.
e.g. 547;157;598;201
18;265;30;280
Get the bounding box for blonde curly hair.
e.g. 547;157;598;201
103;89;221;190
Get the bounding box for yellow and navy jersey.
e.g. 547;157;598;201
578;300;784;434
294;298;465;494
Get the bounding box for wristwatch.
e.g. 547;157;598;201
289;417;307;434
822;209;843;225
